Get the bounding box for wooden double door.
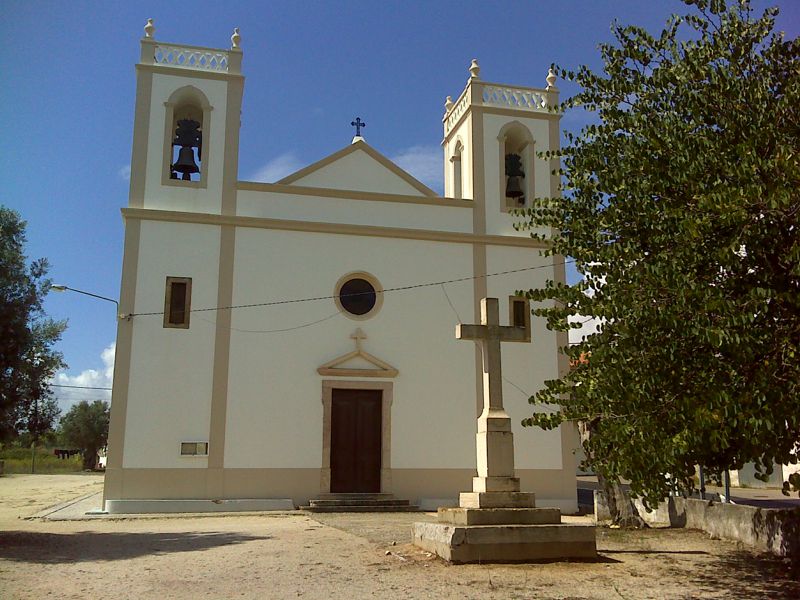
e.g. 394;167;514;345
330;388;382;493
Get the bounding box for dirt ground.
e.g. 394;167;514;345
0;475;798;599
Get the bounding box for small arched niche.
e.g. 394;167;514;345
450;140;464;199
162;86;213;187
497;122;535;211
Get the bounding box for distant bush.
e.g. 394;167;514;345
0;446;82;474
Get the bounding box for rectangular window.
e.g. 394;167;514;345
509;296;531;341
180;442;209;456
164;276;192;328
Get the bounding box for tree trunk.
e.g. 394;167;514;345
82;448;97;471
598;472;649;529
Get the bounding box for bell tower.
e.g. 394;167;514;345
442;60;559;237
127;20;244;216
442;61;564;417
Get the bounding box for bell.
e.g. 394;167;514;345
173;146;199;181
504;153;525;199
505;175;524;199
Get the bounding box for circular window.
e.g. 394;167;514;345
335;272;383;320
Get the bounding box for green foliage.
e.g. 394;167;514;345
518;1;799;505
15;396;60;443
0;206;67;441
58;400;109;470
0;444;82;474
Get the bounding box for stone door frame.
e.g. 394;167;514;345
320;380;393;494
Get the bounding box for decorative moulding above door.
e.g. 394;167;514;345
317;328;398;378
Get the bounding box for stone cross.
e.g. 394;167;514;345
350;117;366;136
457;297;527;416
350;328;367;351
457;297;530;505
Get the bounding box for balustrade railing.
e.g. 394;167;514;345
444;80;554;135
444;90;471;133
482;85;548;110
152;43;230;72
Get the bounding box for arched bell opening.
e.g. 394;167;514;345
497;122;534;211
170;104;203;181
450;140;464;199
161;86;212;188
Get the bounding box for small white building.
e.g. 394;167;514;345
103;24;579;513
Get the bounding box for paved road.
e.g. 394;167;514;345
576;475;800;510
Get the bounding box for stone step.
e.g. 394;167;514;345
303;493;419;512
315;493;395;500
301;504;420;513
308;499;411;507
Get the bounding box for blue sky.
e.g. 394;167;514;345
1;1;797;412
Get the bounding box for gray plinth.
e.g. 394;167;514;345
412;520;597;564
414;501;597;563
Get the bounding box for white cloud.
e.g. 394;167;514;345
118;165;131;181
51;342;115;415
390;145;443;194
249;153;304;183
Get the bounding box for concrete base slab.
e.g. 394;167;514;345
459;491;536;508
439;507;561;526
104;498;295;514
412;521;597;564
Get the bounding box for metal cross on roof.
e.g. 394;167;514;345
351;117;366;136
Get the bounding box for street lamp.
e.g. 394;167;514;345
49;284;121;477
50;284;125;319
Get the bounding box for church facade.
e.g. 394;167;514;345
103;24;579;513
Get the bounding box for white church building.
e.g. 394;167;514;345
103;23;580;513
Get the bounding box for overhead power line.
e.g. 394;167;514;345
50;384;112;391
129;260;575;318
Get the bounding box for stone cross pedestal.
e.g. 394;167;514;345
456;297;534;507
412;297;597;563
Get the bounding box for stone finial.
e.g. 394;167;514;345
445;96;454;113
469;59;480;79
546;67;557;89
144;18;155;39
231;27;241;49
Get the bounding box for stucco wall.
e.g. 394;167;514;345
445;114;474;200
482;113;553;238
235;189;473;233
142;73;229;214
223;228;479;469
122;220;221;468
486;245;566;471
290;149;424;196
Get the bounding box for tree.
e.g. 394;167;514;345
519;0;799;508
59;400;110;470
0;206;67;440
15;395;61;444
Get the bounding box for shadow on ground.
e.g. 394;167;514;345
0;530;269;564
666;548;799;599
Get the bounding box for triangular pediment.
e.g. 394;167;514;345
317;329;398;378
278;141;437;198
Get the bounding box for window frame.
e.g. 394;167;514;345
180;441;209;456
163;276;192;329
509;295;531;342
334;271;383;321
